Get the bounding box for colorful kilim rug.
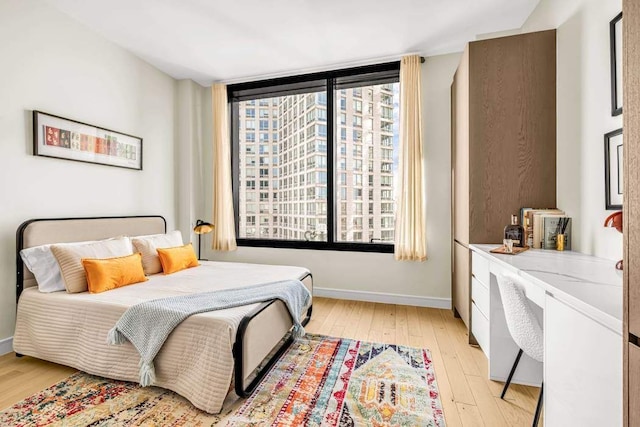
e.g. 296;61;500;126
0;334;445;426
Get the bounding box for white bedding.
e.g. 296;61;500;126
13;261;311;413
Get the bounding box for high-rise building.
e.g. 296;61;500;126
237;83;398;244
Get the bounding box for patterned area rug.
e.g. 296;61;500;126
0;334;445;426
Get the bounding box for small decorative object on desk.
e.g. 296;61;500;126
503;238;514;253
556;234;566;251
542;216;571;250
504;214;524;247
604;211;623;270
490;245;529;255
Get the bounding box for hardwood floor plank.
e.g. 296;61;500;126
406;305;422;337
427;308;476;405
367;303;387;343
494;396;538;427
441;310;482;377
333;299;358;328
318;298;347;332
467;375;509;427
457;402;485;427
395;304;411;346
341;301;365;340
382;303;396;329
354;301;375;341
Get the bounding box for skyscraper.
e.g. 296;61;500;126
237;83;398;244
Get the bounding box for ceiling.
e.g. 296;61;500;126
45;0;540;85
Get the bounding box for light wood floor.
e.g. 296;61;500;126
0;297;541;426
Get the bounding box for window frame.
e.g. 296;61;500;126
229;61;399;253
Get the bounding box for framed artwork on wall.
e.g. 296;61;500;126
605;128;623;210
610;12;623;116
33;110;143;170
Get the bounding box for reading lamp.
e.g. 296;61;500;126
193;219;214;260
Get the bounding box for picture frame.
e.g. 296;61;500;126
33;110;143;170
605;128;623;210
610;12;623;116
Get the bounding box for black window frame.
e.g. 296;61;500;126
228;61;400;253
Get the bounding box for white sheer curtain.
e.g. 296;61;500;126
394;55;427;261
211;84;237;251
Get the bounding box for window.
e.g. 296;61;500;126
230;62;399;252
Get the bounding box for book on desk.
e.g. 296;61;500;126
520;208;572;250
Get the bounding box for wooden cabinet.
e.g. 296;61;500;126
624;1;640;425
453;241;470;326
630;343;640;425
451;30;557;335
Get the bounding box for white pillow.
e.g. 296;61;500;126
20;237;134;293
50;236;134;294
131;230;183;275
20;244;65;293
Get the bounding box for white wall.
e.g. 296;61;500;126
203;54;461;306
176;79;209;246
0;0;177;341
522;0;623;260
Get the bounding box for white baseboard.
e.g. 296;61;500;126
0;336;13;356
313;287;451;309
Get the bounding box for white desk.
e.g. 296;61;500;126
469;244;623;427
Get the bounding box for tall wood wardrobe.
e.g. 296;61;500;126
623;1;640;425
451;30;557;338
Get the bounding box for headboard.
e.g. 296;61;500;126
16;215;166;301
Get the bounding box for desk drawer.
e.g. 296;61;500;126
472;303;490;356
472;277;489;318
522;277;546;308
472;251;490;287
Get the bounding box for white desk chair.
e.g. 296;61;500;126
497;273;544;426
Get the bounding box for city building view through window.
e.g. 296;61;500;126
235;78;399;247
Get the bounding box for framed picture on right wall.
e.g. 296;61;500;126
605;128;623;210
610;12;623;116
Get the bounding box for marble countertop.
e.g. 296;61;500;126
470;244;623;333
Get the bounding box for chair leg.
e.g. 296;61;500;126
501;348;524;399
532;382;543;427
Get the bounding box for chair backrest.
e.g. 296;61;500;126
496;274;544;362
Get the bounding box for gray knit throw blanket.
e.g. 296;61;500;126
107;279;311;386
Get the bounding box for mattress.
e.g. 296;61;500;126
13;261;311;414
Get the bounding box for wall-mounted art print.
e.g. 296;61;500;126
610;12;623;116
33;111;143;170
605;128;623;210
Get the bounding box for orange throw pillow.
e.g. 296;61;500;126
82;253;148;294
156;243;199;274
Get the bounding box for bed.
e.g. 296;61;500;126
13;215;313;414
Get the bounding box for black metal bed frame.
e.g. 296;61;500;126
15;215;313;398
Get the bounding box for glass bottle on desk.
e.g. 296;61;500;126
504;214;524;247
